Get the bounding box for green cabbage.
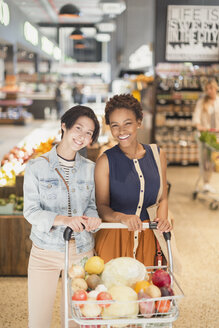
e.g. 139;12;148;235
101;257;148;289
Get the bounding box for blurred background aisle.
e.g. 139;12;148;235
1;0;219;327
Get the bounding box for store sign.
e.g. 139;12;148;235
23;22;61;60
24;21;38;46
41;37;61;60
0;0;10;26
41;36;53;56
53;46;61;60
129;45;152;69
166;5;219;61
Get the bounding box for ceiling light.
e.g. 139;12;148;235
74;41;85;49
59;4;80;18
99;0;126;15
69;28;84;40
81;27;96;37
96;22;116;32
96;33;111;42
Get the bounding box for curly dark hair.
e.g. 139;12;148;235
105;94;143;125
61;105;100;144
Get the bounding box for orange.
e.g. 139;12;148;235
134;280;150;293
155;300;171;313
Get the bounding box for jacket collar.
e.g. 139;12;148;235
47;145;82;170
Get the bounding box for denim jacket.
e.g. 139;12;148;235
23;145;99;253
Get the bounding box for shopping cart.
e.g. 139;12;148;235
63;223;184;328
193;131;219;210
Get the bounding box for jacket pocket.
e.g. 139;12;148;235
39;179;59;200
76;180;93;200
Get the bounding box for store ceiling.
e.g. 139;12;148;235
10;0;105;41
10;0;103;24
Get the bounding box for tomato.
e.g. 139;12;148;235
155;299;171;313
72;289;88;308
96;291;113;308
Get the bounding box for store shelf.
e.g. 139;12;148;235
0;117;33;125
0;99;33;106
153;63;219;165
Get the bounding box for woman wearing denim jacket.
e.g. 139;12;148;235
23;105;101;328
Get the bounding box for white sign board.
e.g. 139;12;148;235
129;45;153;69
166;5;219;61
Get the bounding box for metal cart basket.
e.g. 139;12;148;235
193;131;219;210
63;223;184;328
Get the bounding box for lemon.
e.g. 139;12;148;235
134;280;151;293
85;256;104;274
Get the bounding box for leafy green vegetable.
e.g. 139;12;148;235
199;132;219;150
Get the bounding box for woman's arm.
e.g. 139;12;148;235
23;162;59;233
192;98;207;131
155;149;171;232
94;153;142;231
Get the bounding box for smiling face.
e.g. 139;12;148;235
109;108;141;147
62;115;95;151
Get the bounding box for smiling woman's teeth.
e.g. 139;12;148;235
119;135;129;140
74;139;82;145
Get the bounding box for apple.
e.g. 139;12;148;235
160;286;174;297
138;290;155;318
152;269;171;288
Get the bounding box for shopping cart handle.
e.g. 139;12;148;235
98;222;171;240
63;226;73;241
163;231;171;241
149;221;158;229
63;222;171;240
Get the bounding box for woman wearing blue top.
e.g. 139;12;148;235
24;105;101;328
95;94;171;266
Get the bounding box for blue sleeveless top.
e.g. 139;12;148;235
105;144;160;221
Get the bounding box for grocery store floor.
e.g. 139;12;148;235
1;121;219;328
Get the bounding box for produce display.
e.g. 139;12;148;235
199;131;219;150
0;146;32;187
69;256;174;321
0;137;55;189
0;193;24;214
199;131;219;172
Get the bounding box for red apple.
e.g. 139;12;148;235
152;269;171;288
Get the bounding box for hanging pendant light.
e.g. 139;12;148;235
59;4;80;18
69;28;84;40
74;41;85;49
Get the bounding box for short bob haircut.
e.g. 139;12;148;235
61;105;100;144
105;94;143;125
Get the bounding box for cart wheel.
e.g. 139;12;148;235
209;202;219;211
193;192;198;200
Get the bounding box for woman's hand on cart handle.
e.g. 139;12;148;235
82;216;102;231
120;214;143;231
155;217;172;233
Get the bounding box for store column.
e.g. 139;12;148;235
34;53;40;73
5;44;17;75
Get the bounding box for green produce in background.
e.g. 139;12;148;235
0;198;7;206
199;131;219;150
0;194;23;213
